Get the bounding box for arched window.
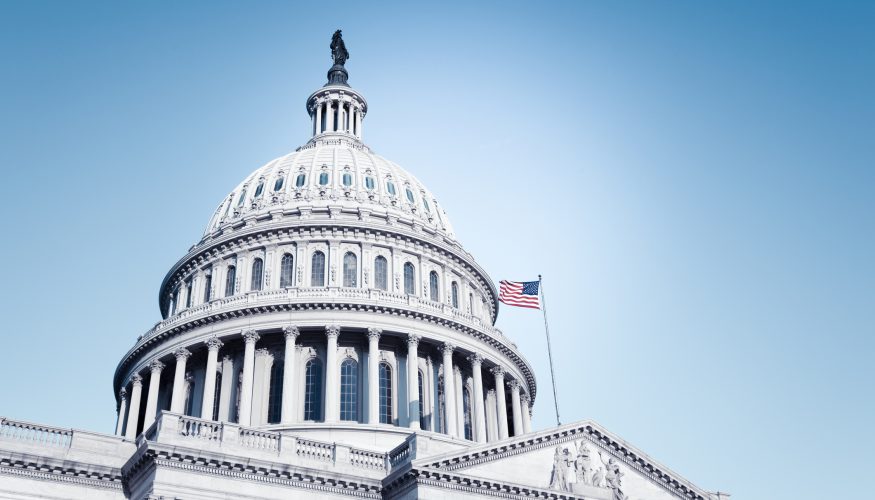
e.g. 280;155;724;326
185;279;193;308
224;265;236;297
267;360;284;424
386;181;396;196
280;254;294;288
211;372;222;421
203;272;212;303
340;359;358;421
422;197;431;213
250;258;264;291
469;292;474;313
236;189;247;207
311;251;326;287
403;262;415;295
406;188;415;204
342;172;353;187
418;370;427;429
463;387;473;440
273;175;285;191
254;181;264;199
170;287;179;315
318;172;329;186
365;176;375;190
343;252;357;287
429;271;439;302
374;256;388;291
451;282;459;308
295;173;306;188
304;359;323;421
379;362;393;424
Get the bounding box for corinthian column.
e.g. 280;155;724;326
492;366;508;439
468;353;486;442
125;375;143;439
509;379;523;437
170;348;192;414
281;326;299;424
115;388;128;436
315;100;323;134
367;328;381;424
441;343;458;437
326;100;335;132
407;334;421;429
521;394;532;434
238;330;260;425
201;336;223;420
143;360;165;430
324;325;340;422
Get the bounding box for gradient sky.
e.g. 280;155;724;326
1;2;872;499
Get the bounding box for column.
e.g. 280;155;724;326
357;108;363;140
509;379;523;437
441;343;458;437
407;334;421;430
367;328;381;424
338;101;346;132
218;355;234;422
125;375;143;439
281;326;299;424
492;366;509;439
485;389;497;441
326;100;334;132
468;354;486;443
351;105;358;136
324;325;340;422
115;388;128;436
200;336;223;420
521;394;532;434
170;348;192;414
143;360;164;430
315;100;323;134
238;330;260;425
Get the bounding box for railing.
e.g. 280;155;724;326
0;418;72;448
388;440;412;469
295;436;333;462
178;415;221;441
240;428;280;452
350;447;388;470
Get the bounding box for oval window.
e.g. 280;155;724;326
342;172;352;187
365;176;375;190
386;181;396;196
406;188;415;203
237;189;247;207
254;182;264;198
319;172;329;186
295;173;306;188
274;176;285;191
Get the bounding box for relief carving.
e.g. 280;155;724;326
548;442;626;498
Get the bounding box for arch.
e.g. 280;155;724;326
250;257;264;291
340;358;358;421
374;256;388;291
280;253;294;288
311;251;326;287
463;386;473;440
185;279;193;308
403;262;415;295
203;272;213;303
429;271;439;302
304;358;323;421
451;281;459;308
267;360;284;424
379;362;393;424
343;252;357;287
224;265;236;297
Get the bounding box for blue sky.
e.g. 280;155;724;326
1;1;872;498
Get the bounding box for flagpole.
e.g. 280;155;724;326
539;274;561;426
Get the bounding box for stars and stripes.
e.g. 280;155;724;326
498;280;541;309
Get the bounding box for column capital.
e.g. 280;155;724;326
149;360;165;373
467;352;484;366
283;325;300;340
407;333;422;347
119;388;128;401
206;335;224;351
242;329;261;344
490;365;506;378
174;348;192;361
508;379;521;391
222;354;233;363
255;348;273;359
487;388;496;396
131;374;143;386
521;393;530;405
441;342;456;355
185;372;195;384
367;327;382;341
326;324;341;339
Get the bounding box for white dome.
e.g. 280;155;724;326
203;135;455;241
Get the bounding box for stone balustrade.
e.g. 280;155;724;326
0;417;72;448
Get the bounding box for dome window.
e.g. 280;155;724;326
295;173;306;188
342;172;353;187
223;198;232;218
365;176;375;190
319;172;330;186
386;181;396;196
254;182;265;199
422;197;431;213
237;189;247;207
406;188;415;204
274;176;285;191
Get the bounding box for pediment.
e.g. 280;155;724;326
414;419;716;500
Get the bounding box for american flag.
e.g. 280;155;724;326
499;280;541;309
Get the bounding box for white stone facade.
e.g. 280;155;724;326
0;36;726;500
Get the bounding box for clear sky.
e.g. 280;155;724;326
1;1;872;498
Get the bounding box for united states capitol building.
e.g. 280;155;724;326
0;33;727;500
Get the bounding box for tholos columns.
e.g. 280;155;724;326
281;326;299;424
468;353;486;443
521;394;532;434
492;366;509;439
441;343;458;437
509;379;523;437
325;325;341;422
407;334;421;429
143;360;165;430
200;336;223;420
238;330;260;426
115;389;128;436
125;375;143;439
315;101;323;134
170;348;192;414
367;328;382;424
325;100;334;132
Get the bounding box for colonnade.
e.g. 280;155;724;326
117;326;533;443
312;97;364;139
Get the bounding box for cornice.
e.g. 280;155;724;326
0;456;123;491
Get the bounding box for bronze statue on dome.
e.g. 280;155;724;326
331;30;349;66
